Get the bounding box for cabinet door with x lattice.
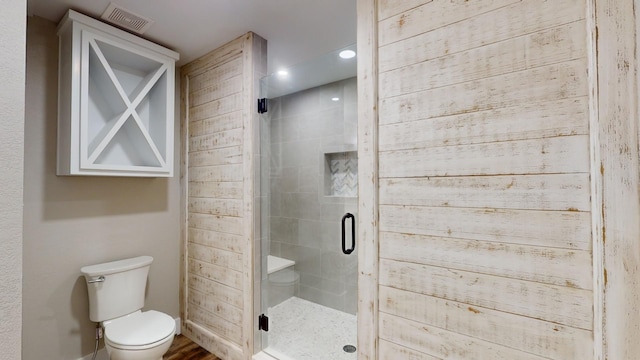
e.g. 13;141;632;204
57;10;179;177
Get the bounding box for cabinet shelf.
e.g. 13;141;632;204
57;10;179;177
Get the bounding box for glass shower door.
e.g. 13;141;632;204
258;44;358;360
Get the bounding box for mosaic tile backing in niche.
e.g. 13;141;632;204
327;151;358;197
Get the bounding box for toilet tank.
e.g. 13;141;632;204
81;256;153;322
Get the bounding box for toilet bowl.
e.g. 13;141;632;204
103;310;175;360
81;256;175;360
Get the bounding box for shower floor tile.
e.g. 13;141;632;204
265;296;357;360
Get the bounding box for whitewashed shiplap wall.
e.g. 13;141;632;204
175;1;640;358
373;0;593;358
180;32;266;360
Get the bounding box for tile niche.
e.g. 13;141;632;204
324;150;358;198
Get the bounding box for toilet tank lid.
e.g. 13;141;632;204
81;256;153;277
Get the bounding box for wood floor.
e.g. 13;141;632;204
165;335;221;360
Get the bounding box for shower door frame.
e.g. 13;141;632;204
257;82;361;358
254;1;379;358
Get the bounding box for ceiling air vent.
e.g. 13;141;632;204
101;3;154;34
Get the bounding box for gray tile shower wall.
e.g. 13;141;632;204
268;77;358;314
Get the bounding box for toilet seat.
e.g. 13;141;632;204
104;310;175;350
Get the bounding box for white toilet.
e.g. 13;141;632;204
81;256;176;360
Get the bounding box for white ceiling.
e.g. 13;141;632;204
27;0;357;74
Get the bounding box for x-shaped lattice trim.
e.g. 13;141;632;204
85;37;168;167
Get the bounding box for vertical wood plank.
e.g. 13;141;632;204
240;32;254;359
357;0;379;359
251;33;268;356
240;31;267;359
180;71;189;335
587;2;603;357
592;0;640;359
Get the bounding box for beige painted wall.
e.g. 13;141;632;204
0;1;26;359
22;16;181;360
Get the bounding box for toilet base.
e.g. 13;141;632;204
105;334;174;360
108;355;163;360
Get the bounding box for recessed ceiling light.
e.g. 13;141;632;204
277;69;288;76
339;50;356;59
331;97;340;102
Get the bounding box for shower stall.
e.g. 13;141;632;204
257;44;358;360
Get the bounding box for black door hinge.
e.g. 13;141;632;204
258;314;269;332
258;98;268;114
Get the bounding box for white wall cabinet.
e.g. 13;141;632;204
57;10;179;177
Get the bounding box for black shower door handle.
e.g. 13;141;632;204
341;213;355;255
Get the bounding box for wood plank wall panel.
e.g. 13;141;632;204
379;0;585;72
357;0;379;358
181;32;265;360
590;0;640;358
375;0;593;359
